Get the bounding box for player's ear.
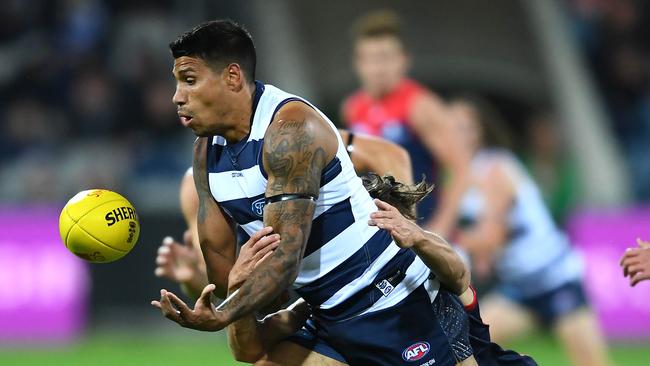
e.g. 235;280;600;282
224;63;243;91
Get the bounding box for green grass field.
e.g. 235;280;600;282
1;330;648;365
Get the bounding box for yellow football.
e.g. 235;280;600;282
59;189;140;263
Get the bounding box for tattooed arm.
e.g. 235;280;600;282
152;104;336;331
212;102;337;326
152;114;336;331
226;227;309;362
193;137;238;299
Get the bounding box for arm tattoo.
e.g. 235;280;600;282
265;120;327;196
215;119;330;324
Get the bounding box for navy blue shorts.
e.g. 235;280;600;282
497;280;588;325
289;284;463;366
431;288;473;361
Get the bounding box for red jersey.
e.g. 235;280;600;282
343;78;425;141
342;78;438;222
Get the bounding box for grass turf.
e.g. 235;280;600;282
1;331;648;365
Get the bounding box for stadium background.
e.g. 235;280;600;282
1;0;649;365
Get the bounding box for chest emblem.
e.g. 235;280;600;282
251;197;265;217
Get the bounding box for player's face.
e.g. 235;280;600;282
354;36;408;97
449;102;481;153
172;56;229;136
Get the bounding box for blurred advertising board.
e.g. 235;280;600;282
568;206;650;339
0;206;89;342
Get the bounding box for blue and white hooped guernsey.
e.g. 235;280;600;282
458;149;583;297
206;81;434;321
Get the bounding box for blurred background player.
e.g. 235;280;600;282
342;10;470;236
448;95;613;366
523;111;580;228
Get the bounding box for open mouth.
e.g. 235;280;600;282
178;114;193;127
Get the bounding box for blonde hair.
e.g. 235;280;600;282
362;172;433;220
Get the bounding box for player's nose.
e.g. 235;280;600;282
172;86;186;106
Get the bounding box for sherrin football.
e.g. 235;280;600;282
59;189;140;263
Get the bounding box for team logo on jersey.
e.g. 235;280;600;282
402;342;431;362
375;279;395;297
251;198;265;217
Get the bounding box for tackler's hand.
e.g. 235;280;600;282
369;199;425;249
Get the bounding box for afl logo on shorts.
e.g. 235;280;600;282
402;341;431;362
251;198;265;217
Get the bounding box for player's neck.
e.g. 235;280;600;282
365;79;403;99
222;83;255;144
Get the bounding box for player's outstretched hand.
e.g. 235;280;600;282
151;284;225;331
368;199;424;249
621;238;650;287
228;226;280;291
154;230;201;283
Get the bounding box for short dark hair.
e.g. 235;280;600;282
170;19;256;81
352;9;403;42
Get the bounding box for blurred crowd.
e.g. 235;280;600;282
0;0;648;217
571;0;650;200
0;0;193;210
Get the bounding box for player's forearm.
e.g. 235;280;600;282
258;298;309;346
413;230;470;295
215;199;314;326
227;320;265;362
226;285;266;363
217;253;298;326
200;247;235;299
197;210;235;298
194;138;237;299
227;295;310;362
